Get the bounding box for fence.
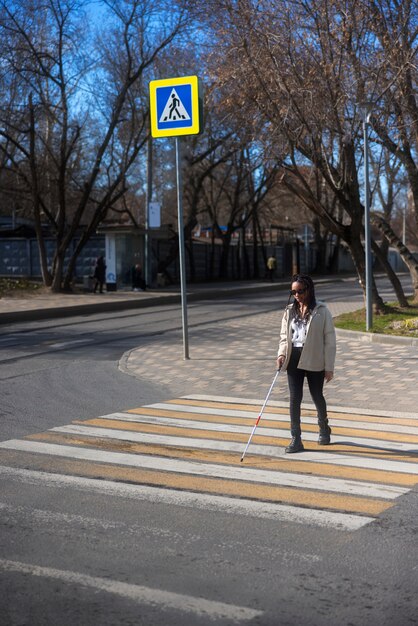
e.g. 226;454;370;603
0;235;319;285
0;236;105;280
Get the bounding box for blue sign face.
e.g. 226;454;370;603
155;84;193;131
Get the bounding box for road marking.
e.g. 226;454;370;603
1;394;417;530
46;425;418;481
49;339;91;349
71;416;418;464
92;412;418;449
0;559;263;622
0;466;374;530
153;400;418;434
2;436;406;499
184;394;418;421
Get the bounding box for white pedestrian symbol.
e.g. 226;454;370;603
159;88;190;123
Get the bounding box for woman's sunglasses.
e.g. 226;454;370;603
290;288;307;295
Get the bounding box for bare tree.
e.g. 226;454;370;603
364;0;418;301
199;0;418;308
0;0;189;290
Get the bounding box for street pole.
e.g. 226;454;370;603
145;135;152;288
175;137;190;360
363;110;373;331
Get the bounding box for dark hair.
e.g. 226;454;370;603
290;273;317;319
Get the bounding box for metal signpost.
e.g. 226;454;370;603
149;76;202;359
362;107;373;331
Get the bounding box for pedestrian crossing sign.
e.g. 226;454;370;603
149;75;202;138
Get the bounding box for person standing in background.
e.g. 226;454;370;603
267;255;277;281
93;256;106;294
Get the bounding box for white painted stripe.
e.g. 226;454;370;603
49;339;91;349
0;466;375;530
144;403;418;435
98;412;417;451
0;503;122;531
184;394;418;421
0;559;262;621
149;402;282;419
0;440;406;499
51;425;418;475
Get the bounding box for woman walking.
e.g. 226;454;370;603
276;274;336;453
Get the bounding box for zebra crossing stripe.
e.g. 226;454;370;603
127;406;418;441
0;466;375;530
11;434;406;500
71;416;418;464
183;394;418;421
90;411;418;449
0;441;392;516
1;394;417;529
44;426;418;482
0;438;405;500
151;402;418;435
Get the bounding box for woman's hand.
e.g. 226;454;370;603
324;371;333;383
276;355;285;370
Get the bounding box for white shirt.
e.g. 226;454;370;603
291;317;308;347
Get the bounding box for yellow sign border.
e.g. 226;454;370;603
149;75;201;138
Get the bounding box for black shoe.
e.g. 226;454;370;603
318;426;331;445
285;437;304;454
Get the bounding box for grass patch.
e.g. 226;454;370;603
0;278;43;298
334;300;418;337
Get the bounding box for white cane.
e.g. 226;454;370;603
240;368;281;462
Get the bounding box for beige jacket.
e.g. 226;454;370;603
278;302;336;372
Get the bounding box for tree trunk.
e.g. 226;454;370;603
371;213;418;303
186;239;196;282
219;231;232;279
348;236;387;314
209;226;216;280
29;94;52;287
51;253;65;292
252;211;259;278
328;235;340;273
371;240;409;307
256;214;268;276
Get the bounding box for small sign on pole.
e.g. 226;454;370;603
148;202;161;228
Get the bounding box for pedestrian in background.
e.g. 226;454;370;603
131;263;146;291
93;256;106;294
276;274;336;453
267;255;277;281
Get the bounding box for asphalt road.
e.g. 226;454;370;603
0;281;417;626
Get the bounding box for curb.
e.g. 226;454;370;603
0;281;289;325
335;327;418;347
0;294;179;325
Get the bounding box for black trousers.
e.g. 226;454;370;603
286;347;327;437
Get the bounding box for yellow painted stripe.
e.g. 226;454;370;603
0;448;391;516
124;407;418;444
164;399;418;427
75;418;418;463
25;431;418;487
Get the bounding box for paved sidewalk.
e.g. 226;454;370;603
120;297;418;417
1;277;417;417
